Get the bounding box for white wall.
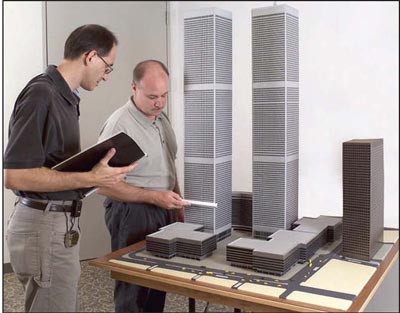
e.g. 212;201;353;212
168;1;399;228
2;2;45;264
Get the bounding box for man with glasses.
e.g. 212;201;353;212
97;60;190;313
4;24;136;312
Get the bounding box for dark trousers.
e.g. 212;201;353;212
104;199;170;313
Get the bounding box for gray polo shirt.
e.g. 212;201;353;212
98;98;177;191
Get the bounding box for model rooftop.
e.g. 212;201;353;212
147;222;212;242
146;222;217;260
229;230;316;260
227;215;343;275
345;139;383;144
292;215;342;234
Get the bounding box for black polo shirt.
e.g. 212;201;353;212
4;65;83;200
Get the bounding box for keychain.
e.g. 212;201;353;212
64;209;80;248
64;229;79;248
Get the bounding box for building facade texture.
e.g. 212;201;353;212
342;139;384;261
183;8;233;240
252;4;299;238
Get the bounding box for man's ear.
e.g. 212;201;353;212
84;50;97;64
131;81;137;92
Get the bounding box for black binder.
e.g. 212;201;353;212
52;132;146;197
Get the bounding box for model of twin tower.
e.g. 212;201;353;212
182;4;299;240
146;4;384;273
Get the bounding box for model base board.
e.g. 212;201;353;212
112;228;398;311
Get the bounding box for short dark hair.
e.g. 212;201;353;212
64;24;118;60
133;60;169;83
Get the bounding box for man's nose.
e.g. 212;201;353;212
102;73;109;81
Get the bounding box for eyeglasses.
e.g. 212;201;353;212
97;53;113;75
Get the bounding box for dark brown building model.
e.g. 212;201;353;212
232;191;252;231
342;139;384;261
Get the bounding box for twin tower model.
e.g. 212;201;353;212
183;4;300;241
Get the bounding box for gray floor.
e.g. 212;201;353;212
3;259;398;312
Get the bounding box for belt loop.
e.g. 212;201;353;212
14;197;20;207
43;201;52;215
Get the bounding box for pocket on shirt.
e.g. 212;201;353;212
7;230;52;288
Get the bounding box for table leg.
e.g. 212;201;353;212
189;297;195;312
234;308;241;313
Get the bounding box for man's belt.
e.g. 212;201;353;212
19;197;82;217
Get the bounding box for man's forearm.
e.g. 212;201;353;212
4;167;94;192
98;180;189;211
97;182;156;204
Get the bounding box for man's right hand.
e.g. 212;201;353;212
151;190;191;210
90;148;137;187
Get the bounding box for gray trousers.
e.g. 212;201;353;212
6;201;81;312
104;199;173;313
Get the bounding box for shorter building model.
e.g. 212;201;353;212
227;215;342;276
232;191;252;231
342;139;384;261
146;222;217;260
292;215;343;253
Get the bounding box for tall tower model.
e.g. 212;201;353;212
252;5;299;238
183;8;233;240
342;139;384;261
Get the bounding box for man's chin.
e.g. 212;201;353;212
81;85;97;92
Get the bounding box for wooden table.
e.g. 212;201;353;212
89;235;398;312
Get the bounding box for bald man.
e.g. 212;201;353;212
97;60;189;313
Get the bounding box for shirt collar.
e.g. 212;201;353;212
126;97;163;129
45;65;80;106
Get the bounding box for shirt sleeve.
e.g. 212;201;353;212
98;114;132;142
4;83;51;169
